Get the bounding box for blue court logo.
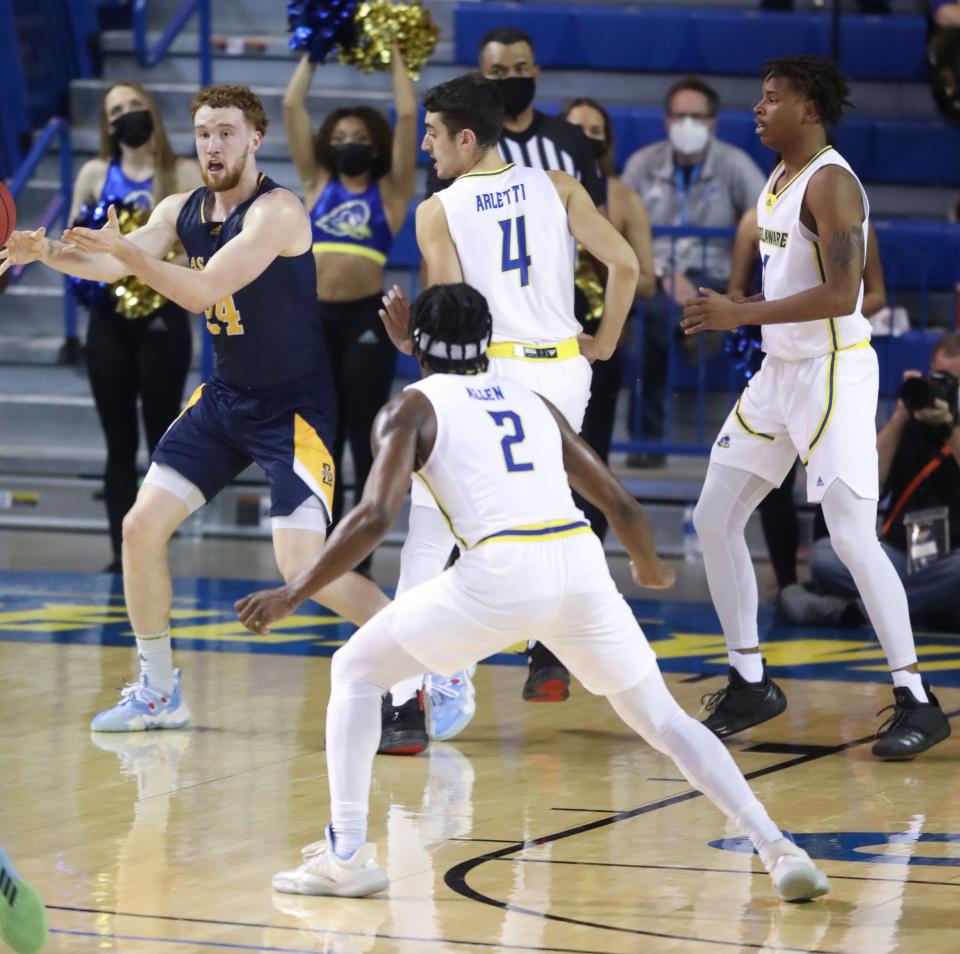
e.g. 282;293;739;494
710;831;960;867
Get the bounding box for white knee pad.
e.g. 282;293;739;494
143;463;206;515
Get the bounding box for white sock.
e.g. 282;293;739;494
331;804;367;860
729;650;764;683
892;669;929;704
389;675;422;706
608;668;782;850
135;629;174;693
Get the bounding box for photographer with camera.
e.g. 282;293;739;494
784;332;960;630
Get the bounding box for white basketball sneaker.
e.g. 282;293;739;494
272;825;388;898
426;667;476;742
759;838;831;902
90;669;190;732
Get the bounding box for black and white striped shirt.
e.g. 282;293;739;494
426;110;602;204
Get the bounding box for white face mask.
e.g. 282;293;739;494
669;117;711;157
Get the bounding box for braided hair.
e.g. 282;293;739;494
410;283;493;375
762;56;853;128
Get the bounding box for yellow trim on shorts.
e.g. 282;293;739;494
801;339;870;465
414;473;468;551
733;394;775;443
311;242;387;265
293;414;336;515
174;384;205;423
475;519;592;547
486;337;580;361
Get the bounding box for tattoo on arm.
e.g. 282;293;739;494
825;224;864;276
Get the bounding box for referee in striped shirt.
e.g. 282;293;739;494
424;27;603;203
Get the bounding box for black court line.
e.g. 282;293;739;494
46;905;614;954
500;858;960;888
443;709;960;954
647;776;687;782
451;837;524;844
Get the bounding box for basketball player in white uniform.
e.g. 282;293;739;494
377;73;640;746
682;56;949;758
236;283;830;903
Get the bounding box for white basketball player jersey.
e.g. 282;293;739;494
435;164;580;345
757;146;872;360
406;371;586;549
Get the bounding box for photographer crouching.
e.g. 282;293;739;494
785;333;960;631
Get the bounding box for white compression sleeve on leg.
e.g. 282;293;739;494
820;480;919;674
327;620;429;856
389;502;457;704
608;667;782;850
693;463;776;653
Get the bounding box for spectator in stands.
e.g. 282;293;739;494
69;82;200;573
727;209;888;594
283;45;417;574
781;332;960;631
931;0;960;26
622;77;766;466
561;96;656;538
424;26;601;203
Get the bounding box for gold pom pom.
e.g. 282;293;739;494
575;244;605;322
339;1;439;80
109;205;177;319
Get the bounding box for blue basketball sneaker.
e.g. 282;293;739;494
90;669;190;732
427;667;476;742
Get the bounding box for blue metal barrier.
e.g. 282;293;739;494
6;116;77;358
133;0;212;87
615;222;960;459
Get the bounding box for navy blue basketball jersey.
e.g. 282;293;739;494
176;175;326;391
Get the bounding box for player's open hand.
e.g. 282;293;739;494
681;288;741;335
63;203;128;258
0;226;47;277
630;558;676;590
379;284;414;354
235;586;296;634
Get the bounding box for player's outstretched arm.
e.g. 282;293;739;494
540;397;675;590
77;189;308;314
416;197;463;287
236;391;432;632
550;171;640;362
682;165;865;335
0;194;182;283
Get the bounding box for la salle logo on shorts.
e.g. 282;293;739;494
717;434;731;449
322;462;334;486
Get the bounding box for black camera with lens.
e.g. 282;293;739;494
899;370;960;421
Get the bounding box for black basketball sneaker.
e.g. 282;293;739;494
522;642;570;702
701;660;787;738
378;690;429;756
871;682;951;759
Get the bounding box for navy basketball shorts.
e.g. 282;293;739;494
152;376;336;519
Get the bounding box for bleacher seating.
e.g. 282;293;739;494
454;5;929;82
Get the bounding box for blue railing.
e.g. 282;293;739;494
133;0;212;87
604;222;960;458
6;116;77;358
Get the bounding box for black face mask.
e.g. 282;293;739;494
496;76;536;119
588;137;607;160
111;109;154;148
331;143;375;177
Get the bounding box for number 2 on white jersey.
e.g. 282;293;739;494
488;410;534;473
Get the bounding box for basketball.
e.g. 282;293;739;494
0;181;15;246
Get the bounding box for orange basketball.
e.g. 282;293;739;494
0;181;16;246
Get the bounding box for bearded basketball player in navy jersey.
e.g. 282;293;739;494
2;85;389;730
